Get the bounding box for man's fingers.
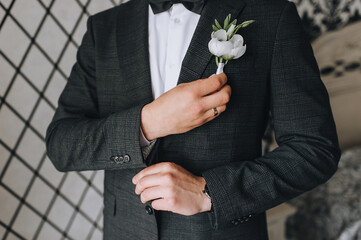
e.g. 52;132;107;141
151;198;171;211
200;84;231;110
135;173;163;195
195;72;228;96
204;104;227;121
132;162;177;184
140;186;164;203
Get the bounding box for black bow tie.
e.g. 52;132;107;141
148;0;205;15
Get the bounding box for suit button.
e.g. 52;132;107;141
118;156;124;164
114;156;120;164
145;205;153;215
124;154;130;163
231;219;240;225
110;156;115;161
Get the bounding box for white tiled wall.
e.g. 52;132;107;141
0;1;126;239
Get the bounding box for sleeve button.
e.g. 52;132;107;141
231;219;240;225
124;154;130;163
114;156;121;164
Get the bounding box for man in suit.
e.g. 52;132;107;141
45;0;341;239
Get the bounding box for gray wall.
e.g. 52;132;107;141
0;1;124;239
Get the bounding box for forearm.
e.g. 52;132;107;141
201;131;340;229
46;103;148;172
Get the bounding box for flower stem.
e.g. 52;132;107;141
219;57;223;64
215;56;219;67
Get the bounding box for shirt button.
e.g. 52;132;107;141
174;18;180;24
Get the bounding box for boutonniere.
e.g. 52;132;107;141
208;14;255;74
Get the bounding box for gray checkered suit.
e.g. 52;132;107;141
45;0;341;239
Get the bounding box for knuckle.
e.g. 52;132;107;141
222;93;230;103
191;102;204;115
225;84;231;94
214;78;223;89
163;172;175;184
221;72;228;82
163;162;174;171
167;197;177;207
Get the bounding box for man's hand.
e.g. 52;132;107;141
132;162;212;216
141;73;230;140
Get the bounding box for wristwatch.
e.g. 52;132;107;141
202;183;214;213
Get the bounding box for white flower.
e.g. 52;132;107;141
208;14;254;75
226;24;235;38
208;29;246;61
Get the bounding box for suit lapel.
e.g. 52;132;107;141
116;0;153;101
116;0;247;100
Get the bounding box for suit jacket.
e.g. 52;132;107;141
45;0;341;239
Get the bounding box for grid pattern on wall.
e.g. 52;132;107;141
0;0;124;239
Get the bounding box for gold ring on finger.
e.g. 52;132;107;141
213;107;218;116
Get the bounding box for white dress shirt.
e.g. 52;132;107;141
139;4;201;150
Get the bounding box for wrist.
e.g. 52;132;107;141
140;104;158;141
199;177;212;212
202;193;212;212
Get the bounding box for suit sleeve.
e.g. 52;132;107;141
45;16;149;172
201;2;341;230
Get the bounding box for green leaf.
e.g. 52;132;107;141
225;19;237;31
214;19;222;29
223;14;231;29
233;24;243;35
212;24;219;32
239;20;255;28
